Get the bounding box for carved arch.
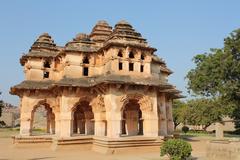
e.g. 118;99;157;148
90;95;105;113
120;94;153;112
70;96;94;112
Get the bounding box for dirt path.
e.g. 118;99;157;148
0;137;207;160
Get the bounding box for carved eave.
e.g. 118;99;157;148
160;66;173;75
172;94;185;99
159;88;181;94
20;51;59;66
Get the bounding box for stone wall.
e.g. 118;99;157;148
0;112;14;127
206;140;240;160
0;106;20;127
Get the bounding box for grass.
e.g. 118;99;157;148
176;130;240;140
0;128;49;138
0;128;19;138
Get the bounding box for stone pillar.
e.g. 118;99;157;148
143;114;159;137
216;122;224;139
134;62;140;72
76;119;80;134
54;112;61;136
159;94;168;136
111;59;119;73
123;61;129;71
125;110;139;136
139;95;159;137
103;94;122;138
144;63;151;74
59;112;72;137
94;112;106;136
79;66;83;76
84;111;94;135
50;113;55;134
20;112;32;136
106;111;122;138
166;99;174;135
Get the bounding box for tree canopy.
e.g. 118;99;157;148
186;28;240;127
173;100;189;128
173;99;226;130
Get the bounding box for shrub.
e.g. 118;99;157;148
161;139;192;160
182;126;189;134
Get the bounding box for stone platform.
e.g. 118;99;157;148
13;135;165;154
13;135;53;144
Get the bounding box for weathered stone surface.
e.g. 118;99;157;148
206;140;240;160
10;20;183;151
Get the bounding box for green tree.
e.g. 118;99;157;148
186;98;225;131
186;28;240;128
172;100;189;129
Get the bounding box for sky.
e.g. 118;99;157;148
0;1;240;106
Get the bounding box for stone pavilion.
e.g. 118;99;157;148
10;20;183;152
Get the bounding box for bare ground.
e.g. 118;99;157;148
0;129;207;160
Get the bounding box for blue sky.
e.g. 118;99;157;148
0;1;240;106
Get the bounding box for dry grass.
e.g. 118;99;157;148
0;128;19;138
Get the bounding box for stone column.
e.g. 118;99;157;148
79;66;83;76
84;111;94;135
144;62;151;74
142;114;159;137
94;112;106;136
166;99;174;135
59;112;72;137
104;92;122;138
122;59;128;71
134;62;141;72
159;94;168;136
111;59;119;73
20;112;32;136
140;95;159;137
50;113;55;134
46;114;51;134
54;112;61;136
79;119;85;134
106;111;122;138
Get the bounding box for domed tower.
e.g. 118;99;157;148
30;33;58;51
20;33;59;81
107;20;147;45
101;20;156;76
90;20;112;45
63;33;100;78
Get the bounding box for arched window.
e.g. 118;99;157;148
129;63;134;71
83;67;88;76
83;56;89;64
140;65;144;72
140;54;145;60
129;51;135;59
119;62;123;70
44;60;51;68
118;50;123;57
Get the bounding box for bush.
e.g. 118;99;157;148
182;126;189;134
161;139;192;160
